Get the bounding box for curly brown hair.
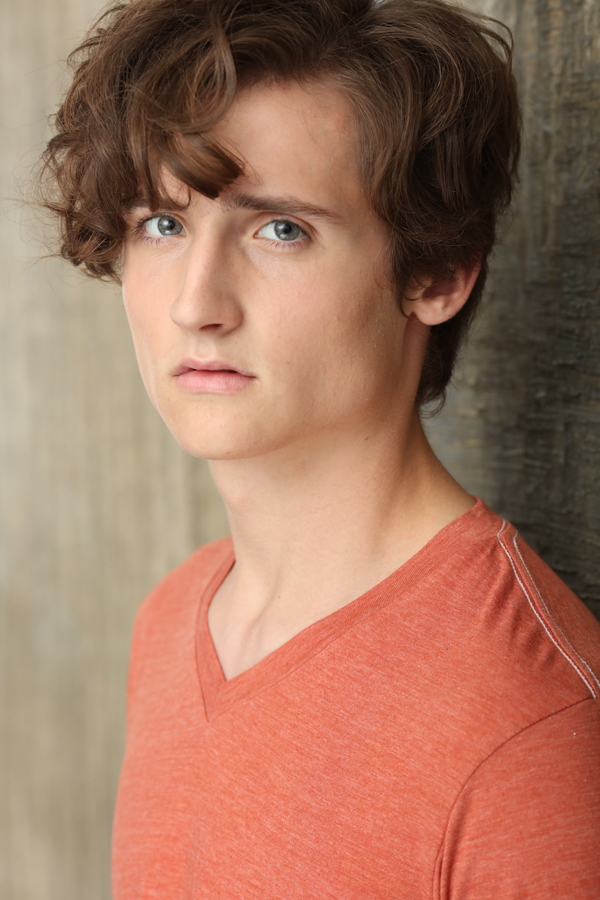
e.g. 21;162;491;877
37;0;521;408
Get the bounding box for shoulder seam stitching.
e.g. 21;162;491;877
496;519;599;699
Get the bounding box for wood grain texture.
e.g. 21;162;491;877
426;0;600;618
2;0;599;898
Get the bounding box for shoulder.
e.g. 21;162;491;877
426;505;600;895
135;536;233;629
387;499;600;783
424;499;600;709
140;538;233;616
493;515;600;699
435;699;600;900
127;537;233;680
435;697;600;898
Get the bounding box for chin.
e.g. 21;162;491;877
164;417;273;461
152;395;250;459
166;426;243;460
174;438;249;461
154;396;306;462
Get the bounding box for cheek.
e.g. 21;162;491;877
270;269;402;403
122;256;147;336
121;266;171;396
122;248;174;339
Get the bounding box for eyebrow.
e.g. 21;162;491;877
126;191;346;224
218;191;346;224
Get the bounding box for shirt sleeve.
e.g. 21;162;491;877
436;698;600;900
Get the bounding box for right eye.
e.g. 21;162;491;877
143;215;185;237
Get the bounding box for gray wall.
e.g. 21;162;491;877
2;0;598;898
426;0;600;619
1;3;229;898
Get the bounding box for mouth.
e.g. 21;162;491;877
172;358;255;394
172;358;252;377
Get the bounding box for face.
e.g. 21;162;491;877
122;80;410;461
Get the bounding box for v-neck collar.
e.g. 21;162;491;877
196;497;491;721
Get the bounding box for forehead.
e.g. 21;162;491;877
165;80;369;219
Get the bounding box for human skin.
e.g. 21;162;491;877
122;79;480;679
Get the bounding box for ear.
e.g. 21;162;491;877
405;260;482;326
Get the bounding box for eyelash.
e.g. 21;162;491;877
132;215;310;251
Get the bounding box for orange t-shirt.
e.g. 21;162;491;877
112;498;600;898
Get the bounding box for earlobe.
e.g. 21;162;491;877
407;261;481;326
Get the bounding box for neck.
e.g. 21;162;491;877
208;406;474;625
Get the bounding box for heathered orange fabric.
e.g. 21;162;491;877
112;498;600;899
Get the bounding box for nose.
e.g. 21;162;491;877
169;232;243;335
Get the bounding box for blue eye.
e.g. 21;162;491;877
258;220;306;243
144;215;185;237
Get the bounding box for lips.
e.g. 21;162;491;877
172;358;255;394
172;358;252;377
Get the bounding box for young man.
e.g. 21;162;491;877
39;0;600;896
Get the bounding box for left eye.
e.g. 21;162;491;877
144;215;185;237
258;220;306;242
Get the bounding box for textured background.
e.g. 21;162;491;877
1;2;229;896
1;0;599;897
427;0;600;618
